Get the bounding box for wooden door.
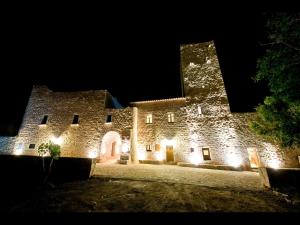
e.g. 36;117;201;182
166;145;174;162
111;141;116;157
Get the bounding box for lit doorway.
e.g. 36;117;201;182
166;145;174;162
247;148;260;168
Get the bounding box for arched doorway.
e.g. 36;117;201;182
100;131;122;162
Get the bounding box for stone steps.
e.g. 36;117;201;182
118;154;130;165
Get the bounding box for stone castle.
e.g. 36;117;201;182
1;41;299;170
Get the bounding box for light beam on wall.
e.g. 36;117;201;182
51;136;64;145
88;149;98;158
227;153;242;168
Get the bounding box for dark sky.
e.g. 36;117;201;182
0;10;268;135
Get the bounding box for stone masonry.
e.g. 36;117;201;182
0;41;299;169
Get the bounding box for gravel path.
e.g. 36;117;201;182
94;163;263;191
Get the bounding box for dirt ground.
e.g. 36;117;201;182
2;176;298;213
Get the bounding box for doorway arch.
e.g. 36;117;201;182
100;131;122;162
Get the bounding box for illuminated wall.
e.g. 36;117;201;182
1;41;299;169
11;86;133;160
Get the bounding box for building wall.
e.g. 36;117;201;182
1;40;298;169
132;41;299;169
132;99;189;162
0;136;16;154
14;86;132;159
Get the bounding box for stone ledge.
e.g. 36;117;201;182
177;162;244;171
139;160;164;165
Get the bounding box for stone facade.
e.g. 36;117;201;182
3;86;132;160
0;40;299;169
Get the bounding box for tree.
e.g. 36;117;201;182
37;141;61;184
250;13;300;147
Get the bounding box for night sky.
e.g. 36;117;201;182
0;10;268;136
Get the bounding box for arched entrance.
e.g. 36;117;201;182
100;131;122;162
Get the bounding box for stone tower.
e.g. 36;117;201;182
180;41;230;115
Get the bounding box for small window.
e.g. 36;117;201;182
190;148;194;153
146;114;152;124
29;144;35;149
155;144;161;151
41;115;48;124
146;145;152;151
202;147;211;160
72;115;79;124
168;113;175;123
198;106;202;115
106;115;112;123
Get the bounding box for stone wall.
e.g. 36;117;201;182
132;98;189;162
130;40;300;169
0;136;16;154
14;86;132;159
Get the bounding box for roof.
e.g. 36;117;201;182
130;97;186;105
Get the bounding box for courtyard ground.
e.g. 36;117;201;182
1;163;299;213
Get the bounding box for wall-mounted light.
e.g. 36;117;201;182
268;158;280;169
227;154;242;168
51;136;64;145
189;152;202;165
161;138;176;147
88;149;98;158
14;143;24;155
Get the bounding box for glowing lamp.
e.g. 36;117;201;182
88;150;98;158
138;151;146;160
14;149;23;156
227;154;242;168
189;152;202;165
51;136;63;145
155;152;164;161
269;159;280;169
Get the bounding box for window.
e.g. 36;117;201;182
198;106;202;115
41;115;48;124
146;114;152;124
29;144;35;149
168;113;175;123
106;115;112;123
146;145;152;151
190;148;194;153
202;147;211;160
155;144;161;151
72;115;79;124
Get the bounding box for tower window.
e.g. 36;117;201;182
202;147;211;160
106;115;112;123
190;148;194;153
72;115;79;124
146;114;152;124
41;115;48;124
168;113;175;123
198;106;202;115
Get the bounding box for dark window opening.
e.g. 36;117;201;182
29;144;35;149
190;148;194;153
41;115;48;124
106;115;112;123
72;115;79;124
202;147;211;160
146;145;152;152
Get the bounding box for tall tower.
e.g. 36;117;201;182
180;41;230;115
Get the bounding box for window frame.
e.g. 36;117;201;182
146;114;152;124
29;144;36;149
72;114;79;125
167;112;175;123
202;147;211;160
40;115;48;125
